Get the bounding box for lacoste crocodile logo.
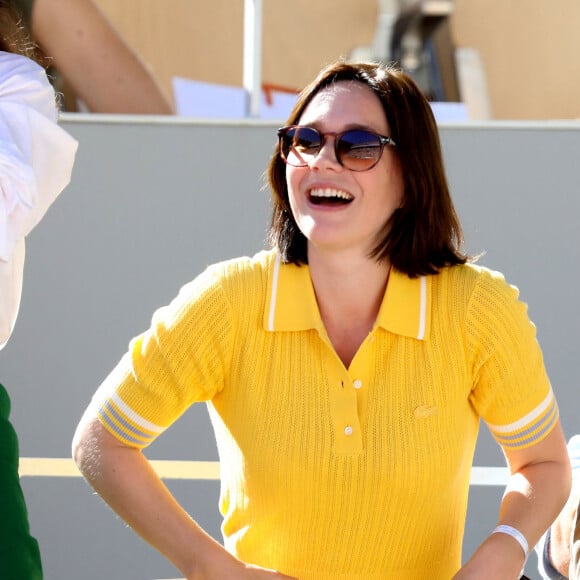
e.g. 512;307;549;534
414;405;438;419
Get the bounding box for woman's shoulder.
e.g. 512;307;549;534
438;261;513;290
156;250;276;327
435;265;533;339
206;249;277;280
185;249;276;298
433;262;524;315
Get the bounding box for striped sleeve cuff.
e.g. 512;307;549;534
486;388;559;449
97;393;165;448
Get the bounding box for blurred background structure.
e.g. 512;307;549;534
80;0;580;120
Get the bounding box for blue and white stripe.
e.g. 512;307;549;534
487;388;559;449
97;393;164;448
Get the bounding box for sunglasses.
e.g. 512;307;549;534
277;125;397;172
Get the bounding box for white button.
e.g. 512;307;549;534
344;425;353;436
353;379;362;389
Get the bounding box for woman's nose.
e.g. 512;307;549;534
308;137;342;171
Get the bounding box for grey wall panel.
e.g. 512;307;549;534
2;116;579;579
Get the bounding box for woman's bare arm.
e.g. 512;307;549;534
454;422;571;579
72;413;295;579
31;0;174;114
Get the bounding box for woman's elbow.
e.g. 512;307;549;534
72;414;105;477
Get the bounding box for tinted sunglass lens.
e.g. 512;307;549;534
338;131;382;170
281;127;321;166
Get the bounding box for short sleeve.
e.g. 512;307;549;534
90;264;235;448
467;269;557;450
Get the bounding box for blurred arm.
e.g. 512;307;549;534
31;0;174;114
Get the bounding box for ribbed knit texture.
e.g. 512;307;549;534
94;250;556;579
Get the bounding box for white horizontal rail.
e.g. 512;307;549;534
19;458;219;480
20;457;509;486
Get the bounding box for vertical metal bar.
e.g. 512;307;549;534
243;0;263;118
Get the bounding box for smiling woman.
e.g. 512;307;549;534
72;60;570;580
279;80;405;266
268;63;465;276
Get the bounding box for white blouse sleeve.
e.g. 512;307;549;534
0;51;78;348
0;238;24;349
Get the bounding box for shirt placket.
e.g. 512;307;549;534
318;329;374;456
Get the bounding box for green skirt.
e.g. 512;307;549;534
0;383;43;579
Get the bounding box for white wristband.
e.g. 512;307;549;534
491;524;529;560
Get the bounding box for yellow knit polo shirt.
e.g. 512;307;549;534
92;249;557;579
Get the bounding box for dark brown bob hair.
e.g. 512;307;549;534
266;60;469;278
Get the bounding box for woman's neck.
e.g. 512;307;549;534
307;247;391;367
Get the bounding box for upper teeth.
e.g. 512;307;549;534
310;188;353;200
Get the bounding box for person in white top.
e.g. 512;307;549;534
0;5;77;575
0;51;78;346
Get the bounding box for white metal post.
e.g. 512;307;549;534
243;0;263;118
